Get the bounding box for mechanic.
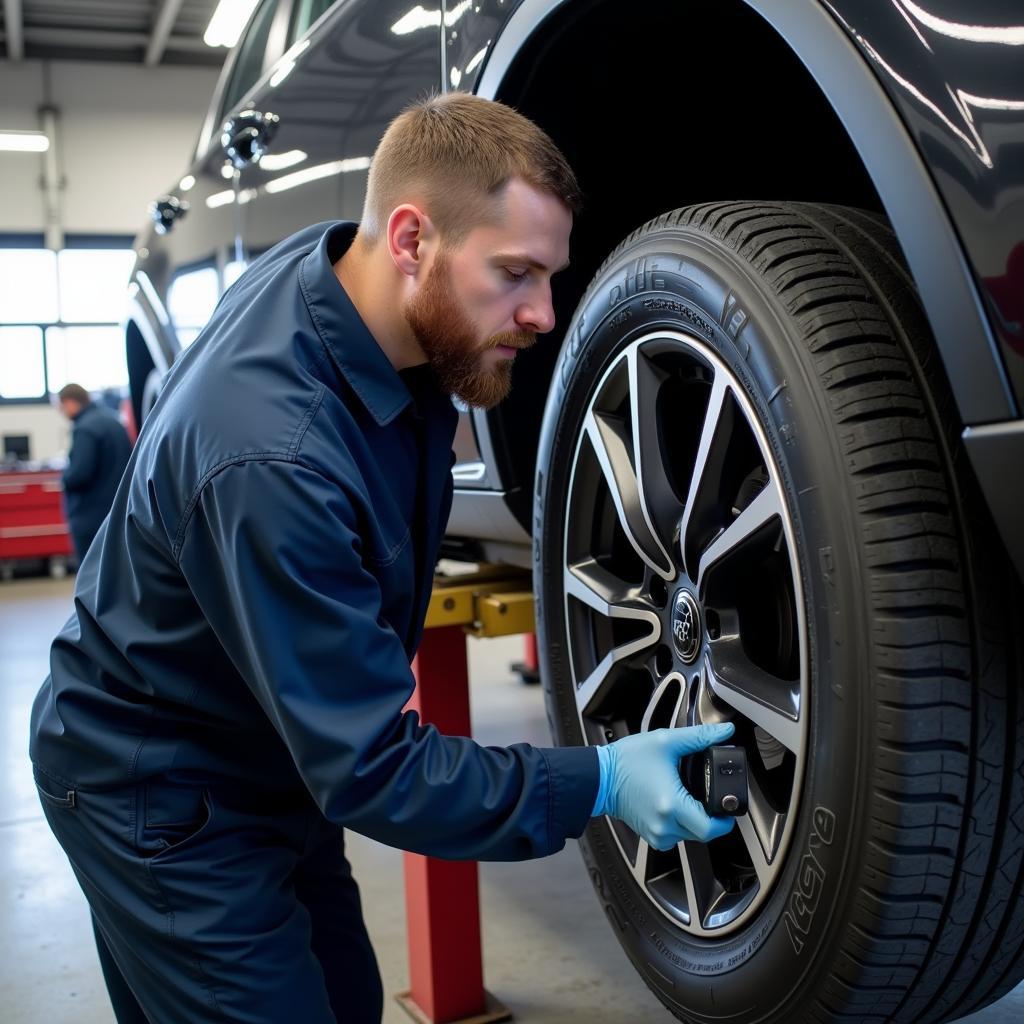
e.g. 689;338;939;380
56;381;132;563
30;93;735;1024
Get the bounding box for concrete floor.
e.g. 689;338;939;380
2;574;1022;1024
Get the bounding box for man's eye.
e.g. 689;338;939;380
504;268;528;282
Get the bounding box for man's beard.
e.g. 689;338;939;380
403;251;534;409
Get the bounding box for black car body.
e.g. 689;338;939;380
126;0;1023;580
125;3;1024;1021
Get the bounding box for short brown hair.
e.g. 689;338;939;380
360;93;581;246
58;383;90;405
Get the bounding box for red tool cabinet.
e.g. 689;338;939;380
0;470;72;578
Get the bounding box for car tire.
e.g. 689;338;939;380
534;201;1024;1023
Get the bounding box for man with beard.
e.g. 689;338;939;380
30;93;734;1023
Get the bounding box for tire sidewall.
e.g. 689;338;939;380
534;227;872;1019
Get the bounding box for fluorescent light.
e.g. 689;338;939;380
264;157;371;194
204;0;260;48
206;189;235;209
220;163;236;179
449;65;463;88
0;131;50;153
392;6;441;35
259;149;307;171
179;174;196;192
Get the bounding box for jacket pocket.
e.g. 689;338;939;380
33;767;76;810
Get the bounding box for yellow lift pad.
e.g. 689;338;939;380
424;564;535;638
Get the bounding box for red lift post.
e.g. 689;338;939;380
396;567;535;1024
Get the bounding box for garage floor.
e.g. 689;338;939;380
2;576;1022;1024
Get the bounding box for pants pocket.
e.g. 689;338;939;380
138;782;212;857
33;767;76;810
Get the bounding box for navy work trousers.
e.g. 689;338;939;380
34;768;384;1023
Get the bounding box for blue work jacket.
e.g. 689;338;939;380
62;401;132;538
30;222;598;861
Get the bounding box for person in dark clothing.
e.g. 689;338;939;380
31;95;735;1024
57;382;132;562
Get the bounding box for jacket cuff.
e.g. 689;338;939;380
539;744;601;846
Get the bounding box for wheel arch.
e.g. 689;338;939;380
469;0;1014;532
124;285;173;431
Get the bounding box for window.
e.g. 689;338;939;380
167;266;220;350
0;249;59;323
219;0;279;123
288;0;336;45
46;326;128;393
58;250;135;323
0;238;133;403
0;327;46;399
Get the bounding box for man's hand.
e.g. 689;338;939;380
593;723;737;850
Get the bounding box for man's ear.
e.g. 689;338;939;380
387;204;436;279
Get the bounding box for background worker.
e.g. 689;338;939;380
56;382;132;563
31;94;734;1024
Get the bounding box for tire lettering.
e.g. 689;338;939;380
641;298;714;337
783;807;836;956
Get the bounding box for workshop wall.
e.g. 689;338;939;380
0;60;220;235
0;404;66;463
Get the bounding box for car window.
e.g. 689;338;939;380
288;0;336;45
218;0;280;124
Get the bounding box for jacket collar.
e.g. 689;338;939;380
298;221;414;427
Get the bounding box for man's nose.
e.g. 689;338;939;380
515;287;556;335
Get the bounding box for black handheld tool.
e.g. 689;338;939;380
687;744;748;816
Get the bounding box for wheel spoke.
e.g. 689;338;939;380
696;482;783;591
737;802;773;889
680;373;729;579
564;559;648;617
743;768;786;869
679;839;719;933
573;650;616;717
627;344;683;568
639;673;687;734
630;837;650;885
568;564;661;716
584;409;674;579
705;649;801;754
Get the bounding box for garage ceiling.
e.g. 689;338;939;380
0;0;227;66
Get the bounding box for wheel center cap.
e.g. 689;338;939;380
671;590;702;664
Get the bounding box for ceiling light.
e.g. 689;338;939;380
179;174;196;192
0;131;50;153
204;0;260;48
264;157;371;194
259;150;307;171
206;189;236;209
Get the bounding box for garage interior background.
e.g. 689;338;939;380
0;1;221;460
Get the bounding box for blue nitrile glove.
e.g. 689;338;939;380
592;723;737;850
